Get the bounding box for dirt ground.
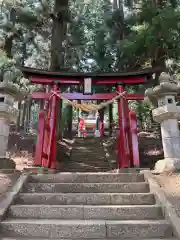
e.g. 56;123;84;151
0;151;32;201
11;155;33;170
8;150;34;171
155;173;180;217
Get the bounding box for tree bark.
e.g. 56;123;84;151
50;0;69;140
113;0;125;70
97;100;105;136
50;0;69;71
16;101;22;132
57;100;63;139
22;101;27;128
24;99;32;133
4;8;16;58
67;105;73;137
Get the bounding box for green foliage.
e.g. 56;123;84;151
0;50;14;68
1;0;180;126
120;0;180;71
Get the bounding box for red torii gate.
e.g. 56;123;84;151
31;92;144;100
22;67;155;170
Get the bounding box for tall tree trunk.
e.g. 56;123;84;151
50;0;69;140
151;0;167;85
50;0;68;70
16;101;22;132
67;106;73;137
97;100;105;136
77;85;81;122
113;0;118;9
4;8;16;58
113;0;124;70
57;100;63;139
24;99;32;133
99;109;105;136
22;101;27;128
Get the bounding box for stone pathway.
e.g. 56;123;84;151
155;173;180;217
0;171;176;239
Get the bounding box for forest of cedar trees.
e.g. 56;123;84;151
1;0;180;135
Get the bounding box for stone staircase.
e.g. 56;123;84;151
0;170;177;239
61;138;111;172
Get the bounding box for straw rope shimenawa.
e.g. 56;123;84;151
50;91;126;112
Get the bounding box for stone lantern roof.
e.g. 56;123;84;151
145;72;178;106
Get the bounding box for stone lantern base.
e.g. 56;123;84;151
154;158;180;173
0;80;25;170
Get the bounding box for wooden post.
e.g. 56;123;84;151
129;110;140;167
117;84;128;168
47;84;59;169
34;111;45;166
123;98;132;167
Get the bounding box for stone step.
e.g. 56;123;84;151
71;153;105;156
8;205;163;220
61;163;109;168
72;150;105;153
60;168;111;172
68;162;108;165
65;165;110;169
64;160;107;163
60;166;111;171
28;173;145;183
60;166;111;172
72;147;104;151
74;144;104;147
0;238;177;240
15;193;155;205
0;219;173;238
24;182;149;193
71;150;106;157
74;139;103;143
70;158;107;162
74;140;103;144
73;145;104;148
73;143;103;147
69;159;108;163
111;168;149;173
71;158;107;161
72;148;105;151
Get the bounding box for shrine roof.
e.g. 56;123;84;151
21;66;161;79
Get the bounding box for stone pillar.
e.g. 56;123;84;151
0;119;10;157
0;79;23;169
145;72;180;173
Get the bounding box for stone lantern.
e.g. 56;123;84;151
145;72;180;172
0;78;23;169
